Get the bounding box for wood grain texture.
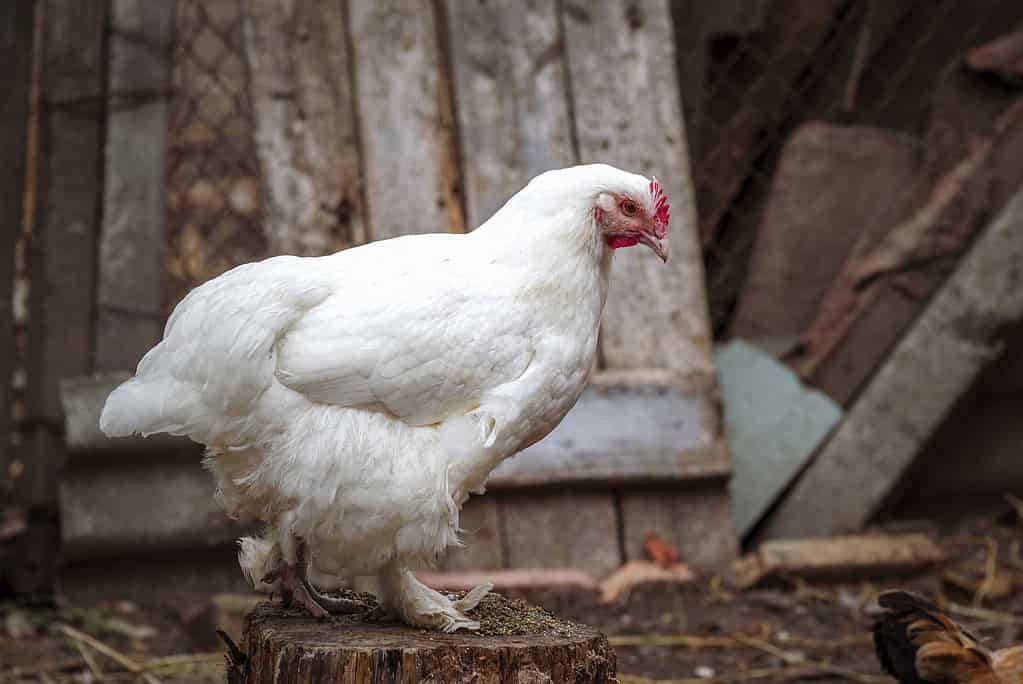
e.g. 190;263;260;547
621;486;737;572
562;0;735;571
562;0;711;381
60;456;250;562
0;0;34;484
350;0;463;240
243;0;366;256
437;494;504;571
762;185;1023;539
444;0;575;228
95;0;175;371
31;1;106;423
239;603;616;683
730;123;921;358
501;491;620;578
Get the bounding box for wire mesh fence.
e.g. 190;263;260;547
163;0;1022;329
165;0;266;311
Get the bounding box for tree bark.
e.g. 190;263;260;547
237;603;617;683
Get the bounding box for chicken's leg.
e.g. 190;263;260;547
267;538;368;618
377;560;491;632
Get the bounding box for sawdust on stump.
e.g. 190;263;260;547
235;593;616;683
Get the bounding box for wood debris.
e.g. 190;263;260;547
599;560;696;604
734;534;945;589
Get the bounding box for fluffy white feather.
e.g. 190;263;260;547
100;163;671;631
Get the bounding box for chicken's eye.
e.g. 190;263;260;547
620;199;638;217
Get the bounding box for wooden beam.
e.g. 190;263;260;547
349;0;463;240
762;184;1023;539
243;0;366;256
95;0;175;372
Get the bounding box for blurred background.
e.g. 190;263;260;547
3;1;1023;682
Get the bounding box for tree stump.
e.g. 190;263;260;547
233;598;617;683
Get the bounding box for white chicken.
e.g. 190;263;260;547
100;163;671;632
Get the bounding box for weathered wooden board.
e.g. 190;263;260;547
735;534;945;589
716;340;842;538
437;494;504;571
490;371;728;488
444;0;574;228
349;0;462;240
95;0;175;372
796;96;1023;405
762;184;1023;539
731;123;921;358
501;491;620;578
0;0;34;483
243;0;365;256
562;0;735;569
563;0;710;381
61;457;250;562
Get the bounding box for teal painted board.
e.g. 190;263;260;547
716;339;843;537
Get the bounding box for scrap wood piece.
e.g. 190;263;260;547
734;534;945;589
599;560;695;604
761;183;1023;539
967;29;1023;87
792;68;1023;406
418;568;599;594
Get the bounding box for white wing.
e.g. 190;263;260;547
276;242;535;426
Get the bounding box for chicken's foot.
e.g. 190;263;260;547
273;539;368;618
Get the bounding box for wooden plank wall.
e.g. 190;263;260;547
95;0;175;372
52;0;732;580
243;0;366;254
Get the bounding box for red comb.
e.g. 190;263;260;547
649;177;669;239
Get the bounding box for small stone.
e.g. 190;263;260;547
696;665;716;678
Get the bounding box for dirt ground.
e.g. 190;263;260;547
3;510;1022;683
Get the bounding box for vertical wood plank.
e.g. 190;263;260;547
0;0;34;485
243;0;366;257
443;0;612;573
95;0;175;372
349;0;463;240
562;0;736;568
443;0;575;228
563;0;711;379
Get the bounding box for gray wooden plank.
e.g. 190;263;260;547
562;0;711;381
95;0;175;372
61;458;251;562
30;1;106;424
444;0;574;228
762;184;1023;539
437;494;504;571
730;123;921;357
243;0;366;256
562;1;735;570
501;491;620;578
349;0;463;240
490;371;728;488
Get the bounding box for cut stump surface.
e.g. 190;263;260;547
237;599;617;683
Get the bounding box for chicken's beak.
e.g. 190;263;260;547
640;233;669;262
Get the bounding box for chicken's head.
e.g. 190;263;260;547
594;177;669;262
